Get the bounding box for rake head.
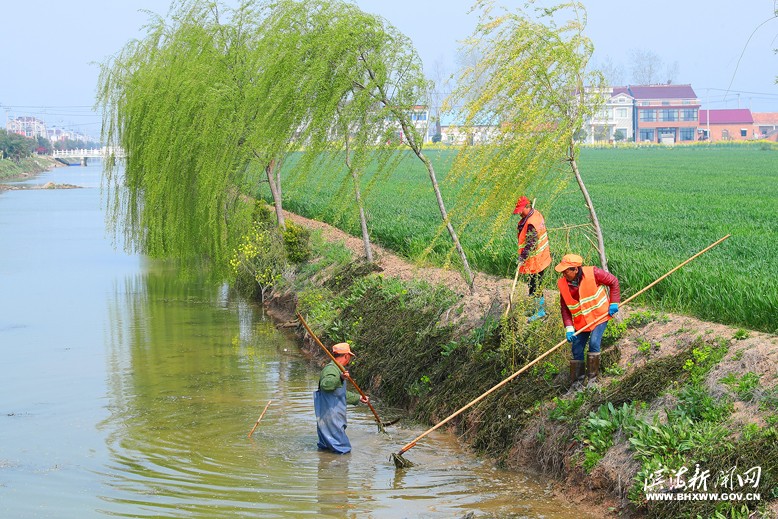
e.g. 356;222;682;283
391;452;414;469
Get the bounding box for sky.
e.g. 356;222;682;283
3;0;777;139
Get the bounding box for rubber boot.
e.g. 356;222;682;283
527;296;546;322
587;353;601;388
569;360;585;390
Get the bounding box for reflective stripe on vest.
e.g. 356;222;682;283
557;266;610;332
517;210;552;274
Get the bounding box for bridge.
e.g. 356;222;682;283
52;147;125;166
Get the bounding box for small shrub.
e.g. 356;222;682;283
733;328;750;340
682;339;729;384
229;221;286;301
283;221;311;263
636;337;660;357
549;391;588;422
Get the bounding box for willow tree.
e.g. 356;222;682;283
447;1;610;269
97;0;386;271
348;18;476;288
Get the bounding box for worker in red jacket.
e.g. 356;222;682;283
513;196;551;321
555;254;620;387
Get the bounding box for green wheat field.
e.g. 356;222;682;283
270;144;777;333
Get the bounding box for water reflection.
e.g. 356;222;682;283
1;164;594;518
316;452;355;518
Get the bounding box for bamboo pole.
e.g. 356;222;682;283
247;400;272;438
394;234;730;461
504;198;536;318
296;312;386;431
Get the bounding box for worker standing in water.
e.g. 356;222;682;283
314;342;369;454
513;196;552;322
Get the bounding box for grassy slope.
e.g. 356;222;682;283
274;145;778;333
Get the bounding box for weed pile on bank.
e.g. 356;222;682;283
244;222;777;518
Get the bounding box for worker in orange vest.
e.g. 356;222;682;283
555;254;620;387
513;196;552;321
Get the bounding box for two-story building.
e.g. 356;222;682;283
629;85;700;144
584;87;635;143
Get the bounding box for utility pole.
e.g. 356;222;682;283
706;89;710;143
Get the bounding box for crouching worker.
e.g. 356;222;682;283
314;342;369;454
555;254;620;388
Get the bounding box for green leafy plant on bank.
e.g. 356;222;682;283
229;221;286;302
683;338;729;384
721;372;761;402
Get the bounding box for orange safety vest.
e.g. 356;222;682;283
557;266;611;332
517;210;551;274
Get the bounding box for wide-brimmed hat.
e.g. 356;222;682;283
332;342;355;356
554;253;584;272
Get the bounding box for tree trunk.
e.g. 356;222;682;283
365;61;474;290
345;149;373;262
265;158;285;228
568;144;608;271
399;119;475;291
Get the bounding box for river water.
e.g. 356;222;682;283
0;163;589;518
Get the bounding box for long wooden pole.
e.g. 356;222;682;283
395;234;730;456
247;400;272;438
296;312;385;429
504;198;536;318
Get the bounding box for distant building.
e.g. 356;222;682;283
7;116;47;139
584;86;634;143
752;112;778;141
698;109;756;141
629;84;700;144
439;124;497;145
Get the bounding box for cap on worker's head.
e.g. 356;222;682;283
512;196;530;214
555;253;584;272
332;342;355;356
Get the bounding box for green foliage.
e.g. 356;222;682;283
0;129;36;162
603;365;625;377
682;338;729;384
445;1;604;253
636;337;660;356
675;384;732;423
229;221;286;301
578;402;638;471
733;328;750;340
721;372;761;402
283;221;311;264
601;317;627;347
624;310;666;328
549;391;589;422
97;0;437;282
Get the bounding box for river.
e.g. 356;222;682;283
0;162;590;518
